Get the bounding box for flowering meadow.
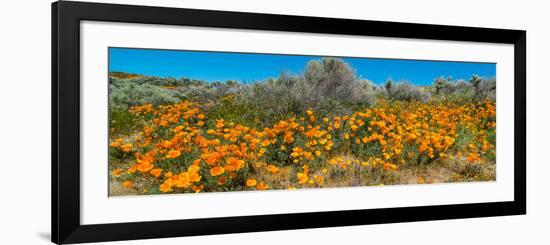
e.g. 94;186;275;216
108;58;496;196
109;94;496;195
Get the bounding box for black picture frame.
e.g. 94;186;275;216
52;1;526;244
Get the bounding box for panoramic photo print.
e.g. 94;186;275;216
108;47;496;196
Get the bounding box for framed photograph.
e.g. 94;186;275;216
52;1;526;244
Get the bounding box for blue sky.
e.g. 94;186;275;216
109;47;496;86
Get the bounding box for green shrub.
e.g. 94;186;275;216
109;106;142;135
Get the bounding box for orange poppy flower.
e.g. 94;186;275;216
137;163;154;173
159;183;172;193
127;164;138;174
314;175;324;185
246;179;257;187
120;143;133;152
110;140;122;148
111;169;122;177
226;157;245;170
418;143;429;152
297;173;309;184
189;172;201;182
160;140;172;148
187;165;200;174
218;176;228;185
467;152;481;163
176;172;190;188
150;168;162;177
166;149;181;159
266;164;279;174
256;182;269;190
122;180;133;188
210;166;225;176
191;184;204;193
173;125;184;132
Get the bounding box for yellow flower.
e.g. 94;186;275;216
314;175;324;185
383;163;398;171
176;172;190;188
246;178;257;187
187;165;200;174
324;140;333;151
297;172;309;184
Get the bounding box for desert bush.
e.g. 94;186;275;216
303;58;358;105
350;79;378;105
383;80;431;102
470;75;496;100
109;82;180;108
227;58;376;125
240;58;376;120
431;76;495;102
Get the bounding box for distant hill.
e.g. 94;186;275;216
109;71;143;79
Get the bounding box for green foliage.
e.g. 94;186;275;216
109;107;142;135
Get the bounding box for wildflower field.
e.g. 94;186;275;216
108;56;496;196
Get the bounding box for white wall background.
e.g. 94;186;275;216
0;0;548;244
